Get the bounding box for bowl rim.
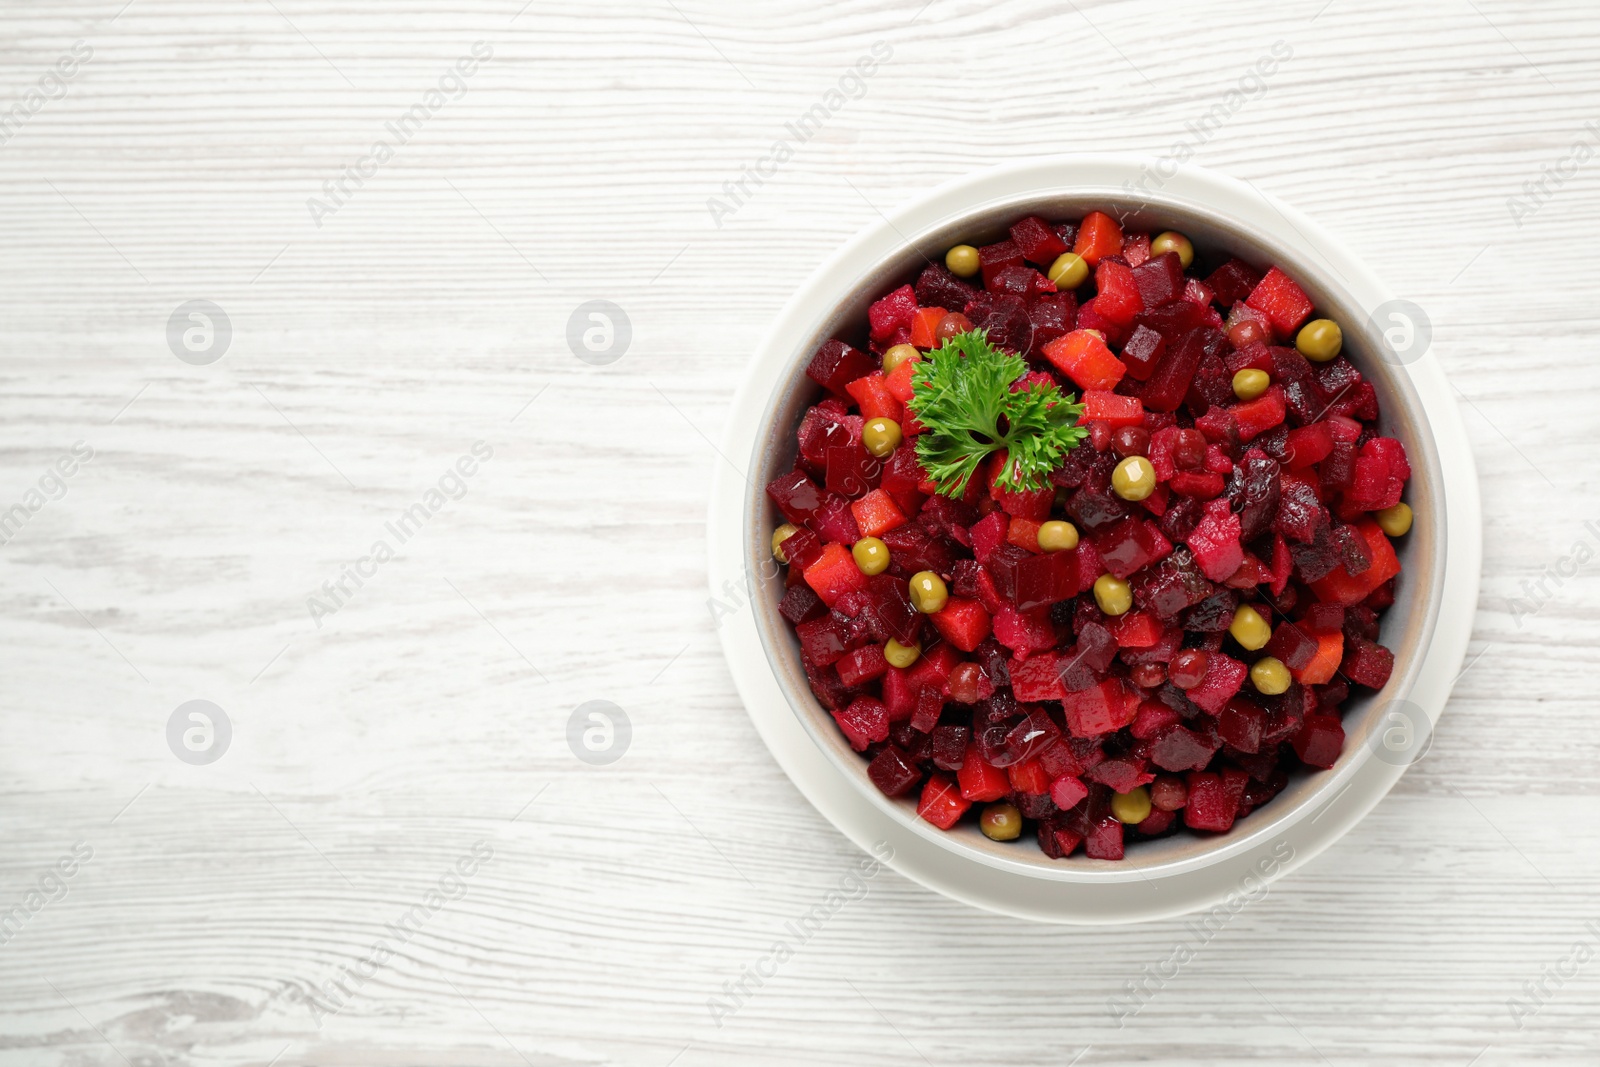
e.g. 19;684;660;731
708;155;1481;923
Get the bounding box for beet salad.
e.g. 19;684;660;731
766;211;1413;861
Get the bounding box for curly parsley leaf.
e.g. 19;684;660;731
906;329;1087;497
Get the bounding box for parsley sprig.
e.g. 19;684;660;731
906;329;1086;497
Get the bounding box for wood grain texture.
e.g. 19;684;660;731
1;0;1598;1063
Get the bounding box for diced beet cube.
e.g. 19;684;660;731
1183;771;1238;832
918;493;978;547
836;643;888;687
1345;436;1411;512
1087;756;1152;794
879;444;927;516
777;526;824;573
969;511;1010;566
1204;258;1263;307
824;443;879;498
778;582;827;625
1131;700;1181;741
868;746;923;797
1218;698;1266;754
1049;774;1088;812
1187;351;1235;411
1026;292;1077;356
914;262;978;312
1138;326;1225;413
1094;517;1173;579
1332;523;1373;575
1285;422;1335;470
1266;620;1320;671
989;263;1051;299
1342;638;1395;688
1149;725;1219;772
978;239;1024;288
1182;588;1239;632
992;603;1057;654
1010;215;1070;265
879;524;954;579
1184;497;1244;582
1133;547;1217;619
868;284;918;342
1009;653;1065;701
990;544;1078;611
1292;712;1345;769
1233;386;1287;442
797;406;863;470
1121;324;1167;381
796;614;848;667
995;483;1053;522
930;724;969;770
832;696;889;751
1062;678;1137;738
917;773;971;829
766;468;825;527
1133;252;1185;310
1229;451;1282;541
806;339;877;396
1302;602;1345;635
1084;816;1125;860
1245;266;1314;336
1186;652;1246;713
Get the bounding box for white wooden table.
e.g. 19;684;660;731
1;1;1597;1063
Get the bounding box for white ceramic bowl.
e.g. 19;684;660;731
709;156;1481;924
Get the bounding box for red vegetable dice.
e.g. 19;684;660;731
957;744;1011;802
832;696;889;751
1009;215;1069;265
1185;497;1244;582
918;773;972;829
806;339;877;395
868;284;918;342
1245;266;1314;337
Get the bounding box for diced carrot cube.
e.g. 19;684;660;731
849;488;907;538
1042;329;1127;391
845;373;903;422
909;306;946;349
1007;516;1042;552
802;542;867;607
884;356;919;402
957;744;1011;801
1292;631;1345;686
917;773;971;829
1073;210;1124;266
1078;390;1143;428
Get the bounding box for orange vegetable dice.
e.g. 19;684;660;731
845;373;903;422
1073;210;1124;266
1042;329;1127;391
1292;631;1345;686
1078;390;1144;428
802;542;867;607
909;306;946;349
849;488;908;538
884;357;919;403
1007;516;1042;552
